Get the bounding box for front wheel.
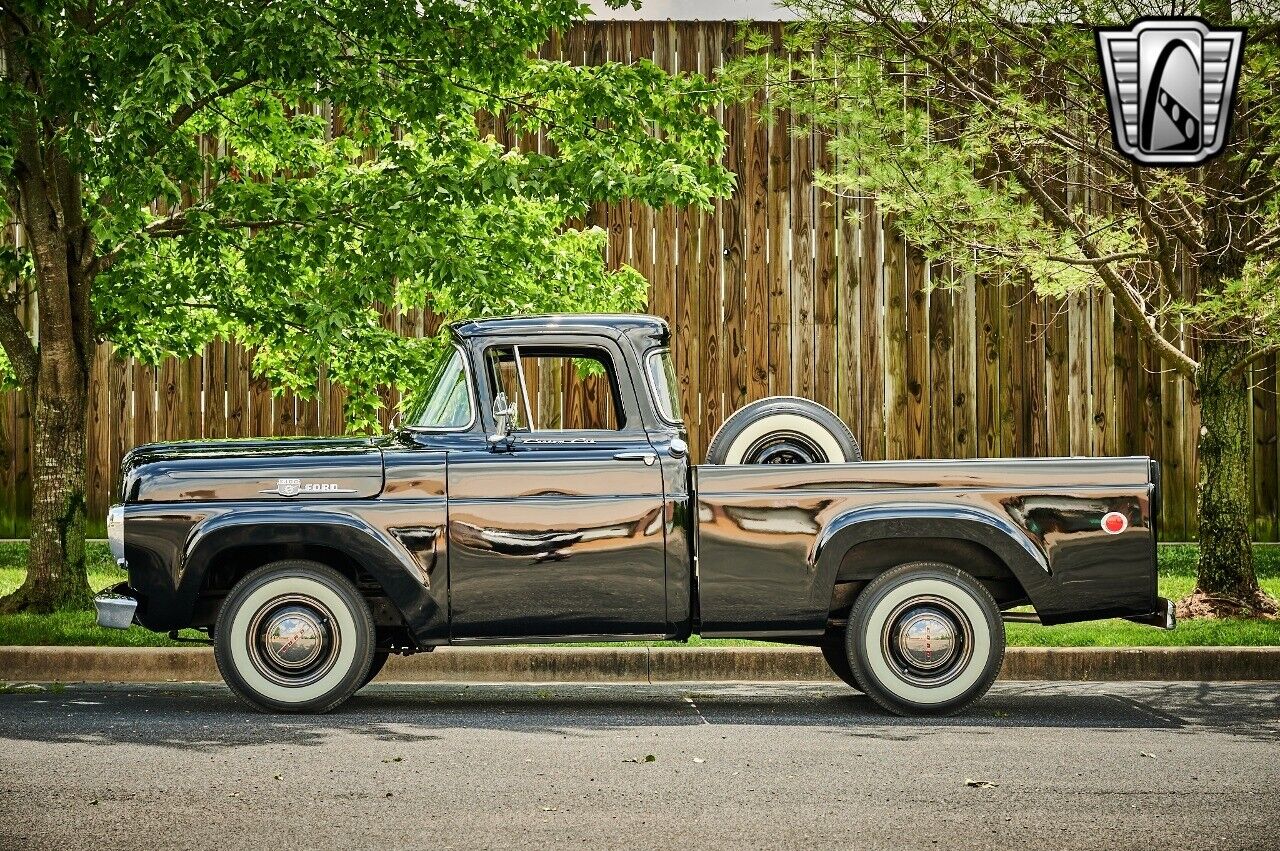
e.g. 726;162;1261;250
846;562;1004;716
214;560;375;713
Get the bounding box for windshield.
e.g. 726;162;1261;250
410;345;474;429
646;349;682;424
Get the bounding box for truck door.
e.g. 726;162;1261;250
446;337;670;639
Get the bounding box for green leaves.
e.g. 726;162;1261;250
2;0;728;431
727;1;1280;365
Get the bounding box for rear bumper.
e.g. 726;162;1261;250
1123;597;1176;630
94;582;138;630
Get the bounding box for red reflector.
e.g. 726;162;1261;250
1102;512;1128;534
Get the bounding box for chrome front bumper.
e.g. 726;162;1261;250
94;586;138;630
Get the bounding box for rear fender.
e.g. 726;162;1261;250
811;503;1054;613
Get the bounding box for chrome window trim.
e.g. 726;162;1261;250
404;343;478;432
644;347;683;426
512;345;538;432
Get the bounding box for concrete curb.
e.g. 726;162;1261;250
2;645;1278;684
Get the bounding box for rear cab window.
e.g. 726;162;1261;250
645;348;682;425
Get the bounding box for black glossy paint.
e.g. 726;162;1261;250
115;313;1162;649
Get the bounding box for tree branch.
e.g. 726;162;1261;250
1228;345;1279;382
0;287;37;389
1000;152;1199;379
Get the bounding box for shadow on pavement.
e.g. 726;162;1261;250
1;681;1276;752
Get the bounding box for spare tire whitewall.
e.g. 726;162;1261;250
215;560;375;713
706;397;860;465
845;563;1004;716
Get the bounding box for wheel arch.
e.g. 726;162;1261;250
179;511;445;644
812;504;1052;618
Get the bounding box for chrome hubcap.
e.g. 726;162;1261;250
896;610;958;670
263;607;325;669
881;595;975;687
246;594;340;687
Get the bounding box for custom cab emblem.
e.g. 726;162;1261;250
260;478;357;496
1095;18;1245;166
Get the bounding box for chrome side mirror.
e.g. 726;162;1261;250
489;391;517;448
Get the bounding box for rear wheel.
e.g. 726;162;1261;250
706;397;860;465
214;560;375;713
846;562;1004;716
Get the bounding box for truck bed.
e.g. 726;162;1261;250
692;457;1159;637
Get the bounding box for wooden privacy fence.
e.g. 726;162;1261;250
1;21;1277;541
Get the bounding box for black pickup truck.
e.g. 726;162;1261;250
97;314;1172;716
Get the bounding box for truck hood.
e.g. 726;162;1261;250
121;438;384;503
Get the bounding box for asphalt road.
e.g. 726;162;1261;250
1;681;1278;851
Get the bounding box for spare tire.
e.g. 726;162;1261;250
705;397;860;465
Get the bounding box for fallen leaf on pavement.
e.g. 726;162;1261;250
965;778;997;788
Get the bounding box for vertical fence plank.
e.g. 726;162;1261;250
87;344;111;522
675;21;703;458
203;342;227;440
858;200;886;460
835;174;862;437
109;353;130;511
766;30;792;399
791;123;815;401
1068;293;1091;456
720;24;747;415
1045;298;1071;456
813;128;838;414
1092;289;1116;456
695;24;724;455
744;46;770;404
976;276;1001;458
905;247;928;459
883;217;908;460
952;273;977;459
928;270;954;460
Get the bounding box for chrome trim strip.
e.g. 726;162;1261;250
452;633;670;646
512;344;536;432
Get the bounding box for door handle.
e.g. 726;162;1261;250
614;451;657;466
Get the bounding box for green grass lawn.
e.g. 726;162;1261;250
0;541;1277;648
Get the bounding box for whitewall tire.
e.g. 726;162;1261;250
706;397;860;465
845;562;1004;716
214;560;375;713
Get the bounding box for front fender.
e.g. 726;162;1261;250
810;503;1055;613
127;505;446;644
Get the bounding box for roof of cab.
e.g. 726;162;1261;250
448;313;668;340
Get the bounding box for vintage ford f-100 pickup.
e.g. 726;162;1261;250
97;314;1172;715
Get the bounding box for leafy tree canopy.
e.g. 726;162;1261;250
724;0;1278;378
0;0;732;427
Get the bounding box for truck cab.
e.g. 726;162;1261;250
400;314;693;642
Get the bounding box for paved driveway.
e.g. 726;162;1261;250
2;681;1277;850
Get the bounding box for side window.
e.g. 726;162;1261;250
484;345;623;431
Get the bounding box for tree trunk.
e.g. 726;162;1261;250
0;376;92;613
1183;341;1276;618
